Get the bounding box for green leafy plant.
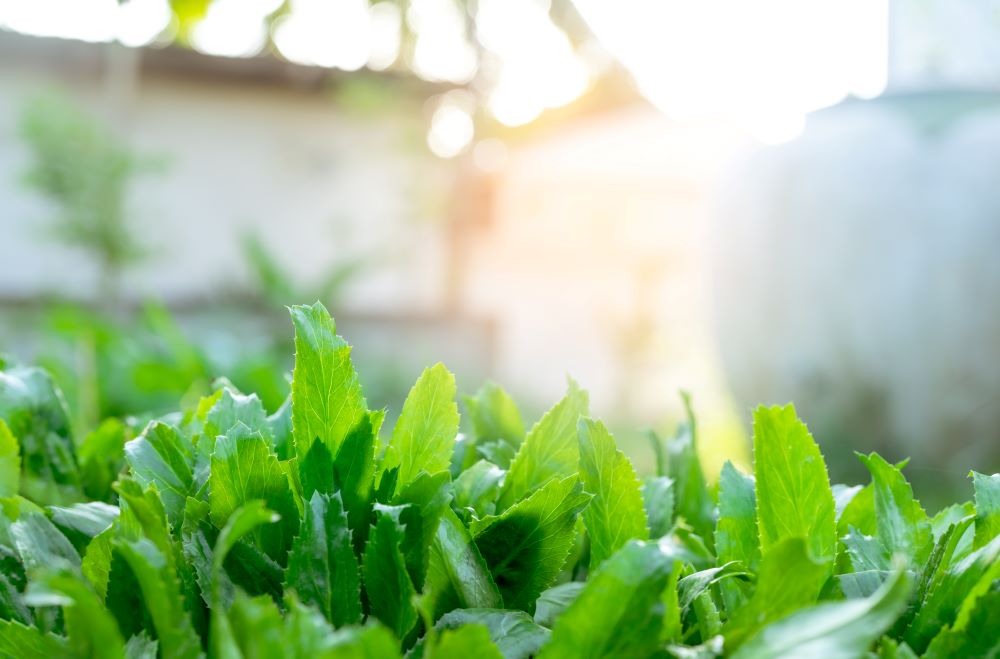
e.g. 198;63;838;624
0;302;998;657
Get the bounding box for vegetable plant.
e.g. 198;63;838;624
0;302;997;658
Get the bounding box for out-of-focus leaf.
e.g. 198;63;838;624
0;420;21;497
533;582;583;628
203;388;272;445
537;540;676;658
25;569;126;659
434;609;550;659
289;303;367;461
433;624;503;659
472;476;591;613
0;366;81;504
971;470;1000;549
48;501;118;550
209;423;298;563
923;586;1000;658
464;382;525;469
753;404;836;566
11;511;81;572
732;566;911;659
453;460;504;521
662;394;715;546
382;364;459;493
78;418;127;501
715;461;759;572
0;619;68;658
125;421;193;527
497;382;588;511
577;418;647;569
285;491;362;627
724;538;830;651
641;475;674;540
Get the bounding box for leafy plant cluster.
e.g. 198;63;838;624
0;302;998;658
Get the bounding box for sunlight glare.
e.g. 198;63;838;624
427;93;475;158
273;0;371;71
407;0;478;84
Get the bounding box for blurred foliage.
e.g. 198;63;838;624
18;95;163;302
241;232;369;308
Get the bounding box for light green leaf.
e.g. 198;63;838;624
285;491;362;627
326;622;402;659
209;423;299;562
433;624;503;659
290;302;367;460
732;565;911;659
537;540;677;659
383;364;459;493
497;382;588;511
753;404;836;565
715;461;760;572
0;419;19;497
124;421;193;528
363;509;418;639
857;452;932;567
435;609;550;659
464;381;525;468
204;388;272;443
923;586;1000;658
971;471;1000;549
577;418;648;569
11;511;81;573
82;525;115;600
724;538;830;651
472;475;591;613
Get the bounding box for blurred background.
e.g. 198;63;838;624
1;0;998;504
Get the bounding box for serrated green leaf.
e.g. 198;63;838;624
424;507;502;619
472;475;591;613
538;540;676;659
382;364;459;493
363;509;418;639
285;491;362;627
434;609;550;659
732;565;911;659
0;420;20;497
204;388;272;444
124;421;193;528
641;475;674;539
124;632;158;659
290;303;367;461
497;382;588;512
82;525;115;600
923;585;1000;658
971;470;1000;549
577;418;648;569
724;538;830;651
209;423;298;563
715;461;759;572
753;404;836;565
857;452;932;568
334;412;378;545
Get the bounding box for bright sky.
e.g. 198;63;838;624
0;0;889;149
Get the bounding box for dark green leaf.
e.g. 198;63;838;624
452;460;504;521
433;624;503;659
25;569;126;659
857;453;932;567
285;491;362;627
472;476;591;613
363;509;417;639
0;619;68;658
424;507;502;619
435;609;550;659
641;475;674;539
